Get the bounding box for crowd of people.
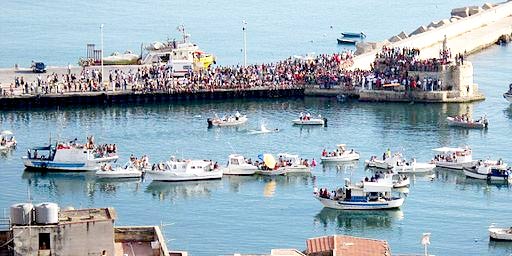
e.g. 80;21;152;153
1;46;466;97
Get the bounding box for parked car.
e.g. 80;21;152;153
32;62;47;73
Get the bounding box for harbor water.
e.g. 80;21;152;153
0;44;511;255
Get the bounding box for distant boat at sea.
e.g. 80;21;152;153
337;38;357;45
341;32;366;38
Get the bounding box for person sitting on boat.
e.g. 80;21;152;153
303;159;309;167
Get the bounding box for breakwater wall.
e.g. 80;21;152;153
0;88;304;109
352;1;512;70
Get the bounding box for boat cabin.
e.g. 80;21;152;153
227;154;251;166
432;147;472;163
166;157;214;172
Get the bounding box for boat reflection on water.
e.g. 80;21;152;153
223;175;256;193
321;161;360;174
21;170;142;198
435;169;511;191
504;105;512;120
314;208;404;231
145;180;222;202
488;239;512;254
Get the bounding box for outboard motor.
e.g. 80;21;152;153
323;118;328;127
484;119;489;128
207;118;213;129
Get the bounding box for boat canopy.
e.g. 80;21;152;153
432;147;466;153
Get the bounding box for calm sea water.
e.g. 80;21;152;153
2;1;512;255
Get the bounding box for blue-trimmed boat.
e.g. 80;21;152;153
22;137;118;171
463;165;511;182
314;178;405;210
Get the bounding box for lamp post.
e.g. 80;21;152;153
100;24;108;91
242;20;247;67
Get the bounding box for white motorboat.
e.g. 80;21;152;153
255;153;311;176
489;226;512;240
222;154;258;175
503;83;512;103
463;164;511;182
320;144;360;162
372;171;410;188
431;147;477;170
392;159;436;173
207;112;248;127
292;113;327;126
22;137;119;171
146;157;222;181
446;116;488;129
0;130;16;151
365;152;403;169
96;161;145;179
313;178;405;210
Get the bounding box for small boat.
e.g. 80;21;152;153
392;159;436;173
314;178;405;210
337;38;357;45
504;83;512;103
374;171;410;188
341;32;366;38
222;154;258;175
463;164;511;181
432;147;477;170
489;226;512;240
22;136;119;171
207;112;247;128
255;153;311;176
446;116;488;129
96;160;146;179
292;113;327;126
146;156;222;181
0;130;16;151
365;151;403;169
320;144;360;162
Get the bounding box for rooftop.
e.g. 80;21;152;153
58;207;116;224
306;235;391;256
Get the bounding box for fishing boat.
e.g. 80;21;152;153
22;137;119;171
337;38;357;45
146;157;222;181
320;144;360;162
431;147;477;170
504;83;512;103
207;112;247;127
255;153;310;176
222;154;258;175
446;116;488;129
489;225;512;240
96;161;146;179
0;130;16;151
392;158;436;173
463;163;511;181
292;113;327;126
313;178;405;210
341;32;366;38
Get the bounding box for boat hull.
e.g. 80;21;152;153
490;227;512;240
292;119;325;126
146;170;223;181
337;38;357;45
321;154;360;162
365;160;391;169
434;160;476;170
256;169;287;176
393;163;436;173
211;116;248;127
447;117;487;129
95;168;142;179
222;167;257;176
315;196;404;210
463;168;511;181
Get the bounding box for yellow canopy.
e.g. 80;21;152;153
263;154;276;169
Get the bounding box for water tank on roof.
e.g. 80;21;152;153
10;203;34;225
35;202;59;225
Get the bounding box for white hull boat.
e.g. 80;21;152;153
365;159;392;169
207;112;247;127
146;158;222;181
489;227;512;240
434;160;476;170
0;130;16;151
256;168;288;176
22;138;118;171
321;144;360;162
314;195;404;210
432;147;475;170
463;166;511;181
393;176;410;188
292;118;326;126
222;154;258;175
280;165;311;174
96;167;143;178
446;116;488;129
393;162;436;173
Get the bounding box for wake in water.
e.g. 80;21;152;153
247;123;279;134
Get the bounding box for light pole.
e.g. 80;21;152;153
100;24;108;91
242;20;247;67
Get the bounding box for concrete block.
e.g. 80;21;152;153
388;35;402;43
409;25;428;36
451;7;469;17
468;6;483;15
397;31;409;39
482;3;495;10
